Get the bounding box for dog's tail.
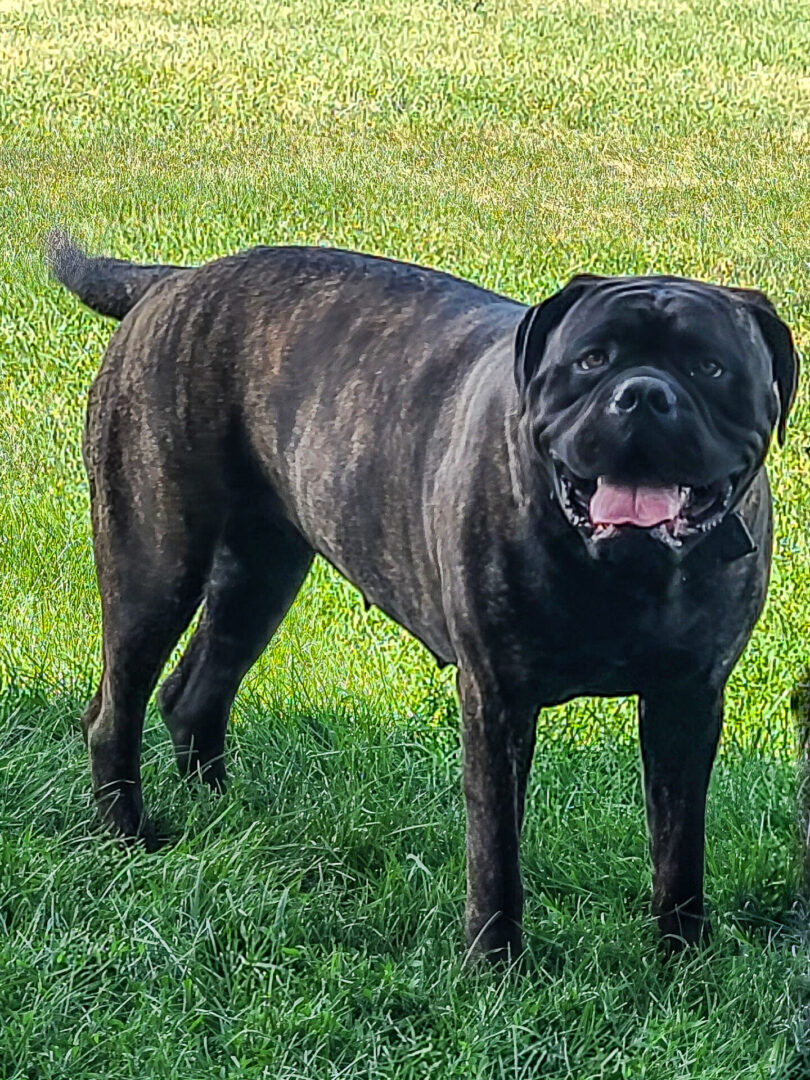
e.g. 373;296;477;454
45;229;189;320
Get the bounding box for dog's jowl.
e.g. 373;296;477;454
47;232;797;958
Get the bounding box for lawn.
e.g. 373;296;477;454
1;0;809;1076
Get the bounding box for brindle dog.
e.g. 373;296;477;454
47;231;797;958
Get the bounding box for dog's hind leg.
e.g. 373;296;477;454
84;524;214;846
157;512;313;788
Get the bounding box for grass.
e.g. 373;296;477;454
0;0;809;1075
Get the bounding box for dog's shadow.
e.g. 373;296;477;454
723;891;808;948
4;680;809;971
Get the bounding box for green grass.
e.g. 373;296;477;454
1;0;809;1075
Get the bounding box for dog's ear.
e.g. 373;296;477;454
727;286;799;446
515;274;605;399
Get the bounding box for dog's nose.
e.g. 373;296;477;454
610;376;677;418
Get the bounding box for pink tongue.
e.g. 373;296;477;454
589;482;682;528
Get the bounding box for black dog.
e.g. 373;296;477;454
47;231;797;958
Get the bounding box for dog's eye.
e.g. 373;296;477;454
577;350;608;371
694;358;723;378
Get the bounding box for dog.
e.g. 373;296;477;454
47;230;797;958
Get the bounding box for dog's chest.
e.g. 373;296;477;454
505;559;747;702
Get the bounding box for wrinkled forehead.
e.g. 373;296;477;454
559;278;755;353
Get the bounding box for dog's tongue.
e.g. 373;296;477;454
589;481;682;528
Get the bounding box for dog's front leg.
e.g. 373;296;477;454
638;681;723;947
458;667;537;962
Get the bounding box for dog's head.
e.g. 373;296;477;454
515;274;798;556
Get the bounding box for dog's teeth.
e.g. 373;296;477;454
652;524;683;549
597;476;606;487
592;523;618;540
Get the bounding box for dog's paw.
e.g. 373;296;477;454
94;787;161;851
464;912;523;967
655;908;711;952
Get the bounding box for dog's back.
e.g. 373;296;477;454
55;237;525;659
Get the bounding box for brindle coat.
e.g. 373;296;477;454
47;232;797;958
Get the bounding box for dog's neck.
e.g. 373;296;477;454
503;404;537;514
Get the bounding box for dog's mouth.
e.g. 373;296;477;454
552;460;737;548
